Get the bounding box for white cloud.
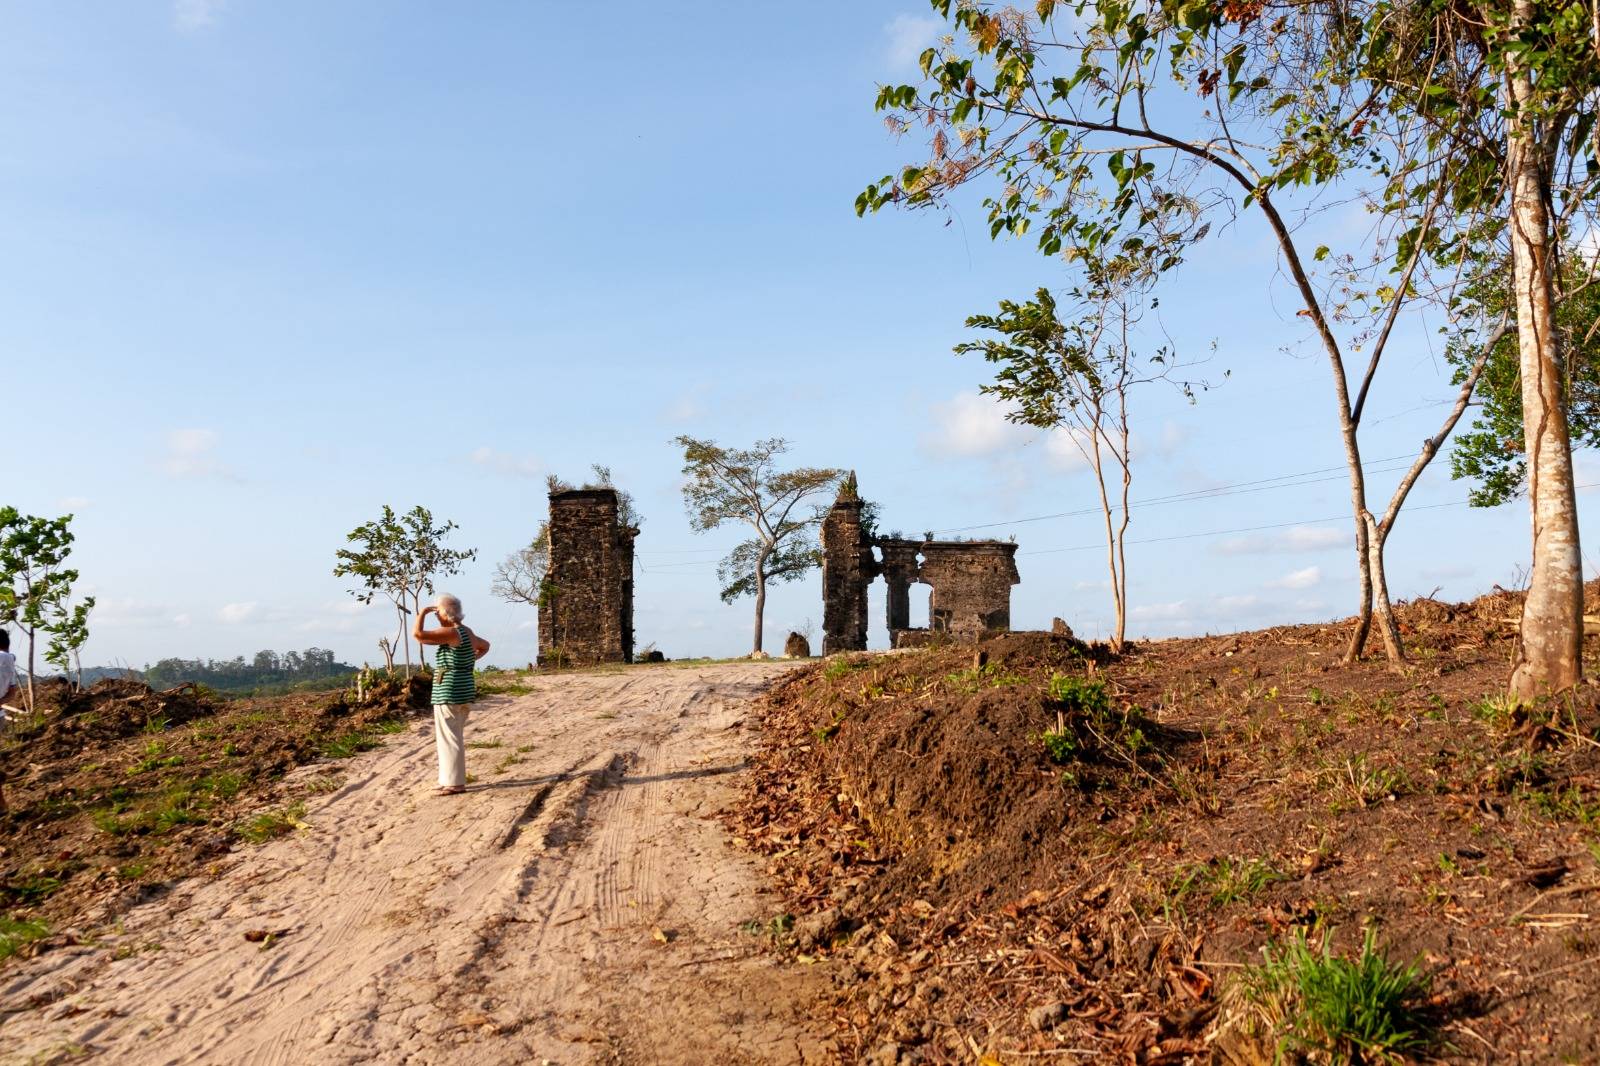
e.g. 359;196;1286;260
95;598;191;630
1044;426;1093;472
1131;600;1188;620
1216;594;1264;614
58;496;91;510
1213;524;1349;556
161;428;238;481
174;0;225;31
1266;565;1322;590
922;391;1033;459
883;14;942;71
664;386;709;423
469;446;542;479
218;601;259;624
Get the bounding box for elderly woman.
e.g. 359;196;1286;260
413;594;491;796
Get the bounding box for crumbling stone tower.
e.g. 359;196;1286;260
820;475;876;655
538;488;638;666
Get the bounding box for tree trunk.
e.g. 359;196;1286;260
1342;473;1380;662
399;603;413;678
25;628;36;713
1362;512;1405;663
1505;47;1584;699
752;558;767;654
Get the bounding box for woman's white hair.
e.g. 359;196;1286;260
436;593;464;623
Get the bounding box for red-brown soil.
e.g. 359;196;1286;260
732;589;1600;1064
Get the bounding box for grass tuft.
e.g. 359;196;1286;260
0;915;49;961
1233;927;1434;1064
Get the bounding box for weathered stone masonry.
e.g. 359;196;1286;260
821;481;1021;652
538;489;638;666
820;495;877;655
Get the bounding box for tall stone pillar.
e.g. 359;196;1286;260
820;481;875;655
538;488;638;666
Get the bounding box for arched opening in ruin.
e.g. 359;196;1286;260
907;581;931;631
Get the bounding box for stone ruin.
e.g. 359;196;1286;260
820;477;1021;653
537;488;638;666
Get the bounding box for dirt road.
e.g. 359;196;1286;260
2;663;830;1065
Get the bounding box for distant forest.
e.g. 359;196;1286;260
142;648;359;694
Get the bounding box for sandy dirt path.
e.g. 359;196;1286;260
2;663;830;1065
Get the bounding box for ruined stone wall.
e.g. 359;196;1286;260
820;498;875;654
538;489;638;666
877;538;923;635
916;541;1021;637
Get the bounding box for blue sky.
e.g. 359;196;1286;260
3;1;1591;669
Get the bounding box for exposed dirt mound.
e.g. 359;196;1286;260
734;593;1600;1063
25;678;219;756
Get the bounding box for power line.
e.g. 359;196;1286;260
1018;487;1600;556
930;454;1419;535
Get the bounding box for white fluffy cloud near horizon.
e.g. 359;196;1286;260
1214;524;1348;556
1266;565;1322;590
922;390;1034;460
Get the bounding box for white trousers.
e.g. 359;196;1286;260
433;704;471;787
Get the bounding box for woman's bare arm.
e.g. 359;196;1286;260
472;634;490;658
412;606;460;646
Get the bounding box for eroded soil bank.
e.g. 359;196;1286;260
733;591;1600;1064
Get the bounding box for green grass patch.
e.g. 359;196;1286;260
1234;927;1434;1064
237;803;307;844
1169;857;1285;912
319;731;381;759
0;915;49;961
945;662;1028;693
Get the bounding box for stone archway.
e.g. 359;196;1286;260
820;479;1021;653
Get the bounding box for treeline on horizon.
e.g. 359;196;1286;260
140;647;358;695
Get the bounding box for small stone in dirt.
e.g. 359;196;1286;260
1028;1001;1068;1032
794;907;843;950
784;632;812;658
1051;617;1074;638
866;1042;902;1065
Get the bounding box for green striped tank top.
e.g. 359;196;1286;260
431;625;477;705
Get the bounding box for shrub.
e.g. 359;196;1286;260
1047;673;1110;713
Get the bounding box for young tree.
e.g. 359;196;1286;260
1450;256;1600;507
45;595;95;692
492;529;549;609
334;505;477;676
0;509;79;711
855;0;1593;686
958;259;1208;650
674;437;843;654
